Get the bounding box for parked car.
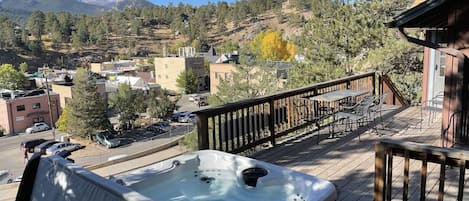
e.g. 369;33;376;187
25;122;50;134
20;138;47;153
95;131;120;148
178;113;196;123
46;142;83;155
0;170;13;185
188;94;198;102
34;140;59;155
153;121;171;132
145;126;164;134
171;111;188;122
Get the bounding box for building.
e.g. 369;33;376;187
90;60;137;74
0;92;60;135
52;81;106;110
209;61;291;94
154;56;206;93
388;0;469;146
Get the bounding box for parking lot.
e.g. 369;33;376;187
0;122;193;182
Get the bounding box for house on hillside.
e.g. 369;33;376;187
388;0;469;147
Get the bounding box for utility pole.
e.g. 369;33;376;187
43;73;56;140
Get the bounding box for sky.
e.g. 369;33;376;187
148;0;237;6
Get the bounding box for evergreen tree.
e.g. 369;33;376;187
209;57;282;105
148;90;176;120
108;82;144;130
28;10;45;40
67;68;110;139
0;17;16;49
176;70;199;94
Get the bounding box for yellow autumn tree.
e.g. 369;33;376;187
250;30;297;61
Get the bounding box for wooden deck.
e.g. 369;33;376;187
251;106;459;201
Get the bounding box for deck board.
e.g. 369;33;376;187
252;106;464;201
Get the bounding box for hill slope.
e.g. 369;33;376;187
0;0;105;15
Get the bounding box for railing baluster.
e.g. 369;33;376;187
230;112;234;150
211;117;216;150
269;99;276;146
224;113;229;152
457;159;466;201
420;153;427;201
235;110;240;149
438;155;446;201
386;149;393;201
241;109;248;146
218;115;222;151
403;151;409;201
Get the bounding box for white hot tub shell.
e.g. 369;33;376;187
116;150;337;201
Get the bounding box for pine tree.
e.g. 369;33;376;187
67;68;110;139
27;11;45;40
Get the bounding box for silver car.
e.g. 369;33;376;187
46;142;82;155
25;122;50;134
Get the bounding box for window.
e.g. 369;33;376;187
439;53;446;76
215;72;219;79
16;105;25;111
165;64;168;69
33;103;41;109
165;75;169;79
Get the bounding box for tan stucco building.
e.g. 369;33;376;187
51;81;107;110
209;63;236;94
154;57;206;93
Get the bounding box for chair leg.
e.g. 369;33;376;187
316;122;320;144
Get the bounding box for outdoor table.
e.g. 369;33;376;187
307;89;369;138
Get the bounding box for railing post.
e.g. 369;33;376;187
197;114;210;150
269;98;276;146
374;142;387;201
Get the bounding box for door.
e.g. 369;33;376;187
432;50;445;108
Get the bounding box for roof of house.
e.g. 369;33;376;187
388;0;451;28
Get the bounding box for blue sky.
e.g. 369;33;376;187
149;0;237;6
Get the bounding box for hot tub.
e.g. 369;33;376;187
115;150;337;201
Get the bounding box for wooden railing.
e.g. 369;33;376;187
374;139;469;201
379;74;409;106
194;72;386;153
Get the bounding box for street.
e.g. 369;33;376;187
0;123;193;181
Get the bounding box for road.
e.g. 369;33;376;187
0;123;193;180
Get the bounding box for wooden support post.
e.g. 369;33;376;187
197;114;209;150
374;142;387;201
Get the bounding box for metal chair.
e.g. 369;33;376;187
294;98;332;144
421;92;444;127
335;97;375;141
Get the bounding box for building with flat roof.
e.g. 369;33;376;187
154;56;206;93
0;92;60;135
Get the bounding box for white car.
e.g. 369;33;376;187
25;123;50;134
178;113;196;123
0;170;13;185
46;142;82;155
188;94;198;102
